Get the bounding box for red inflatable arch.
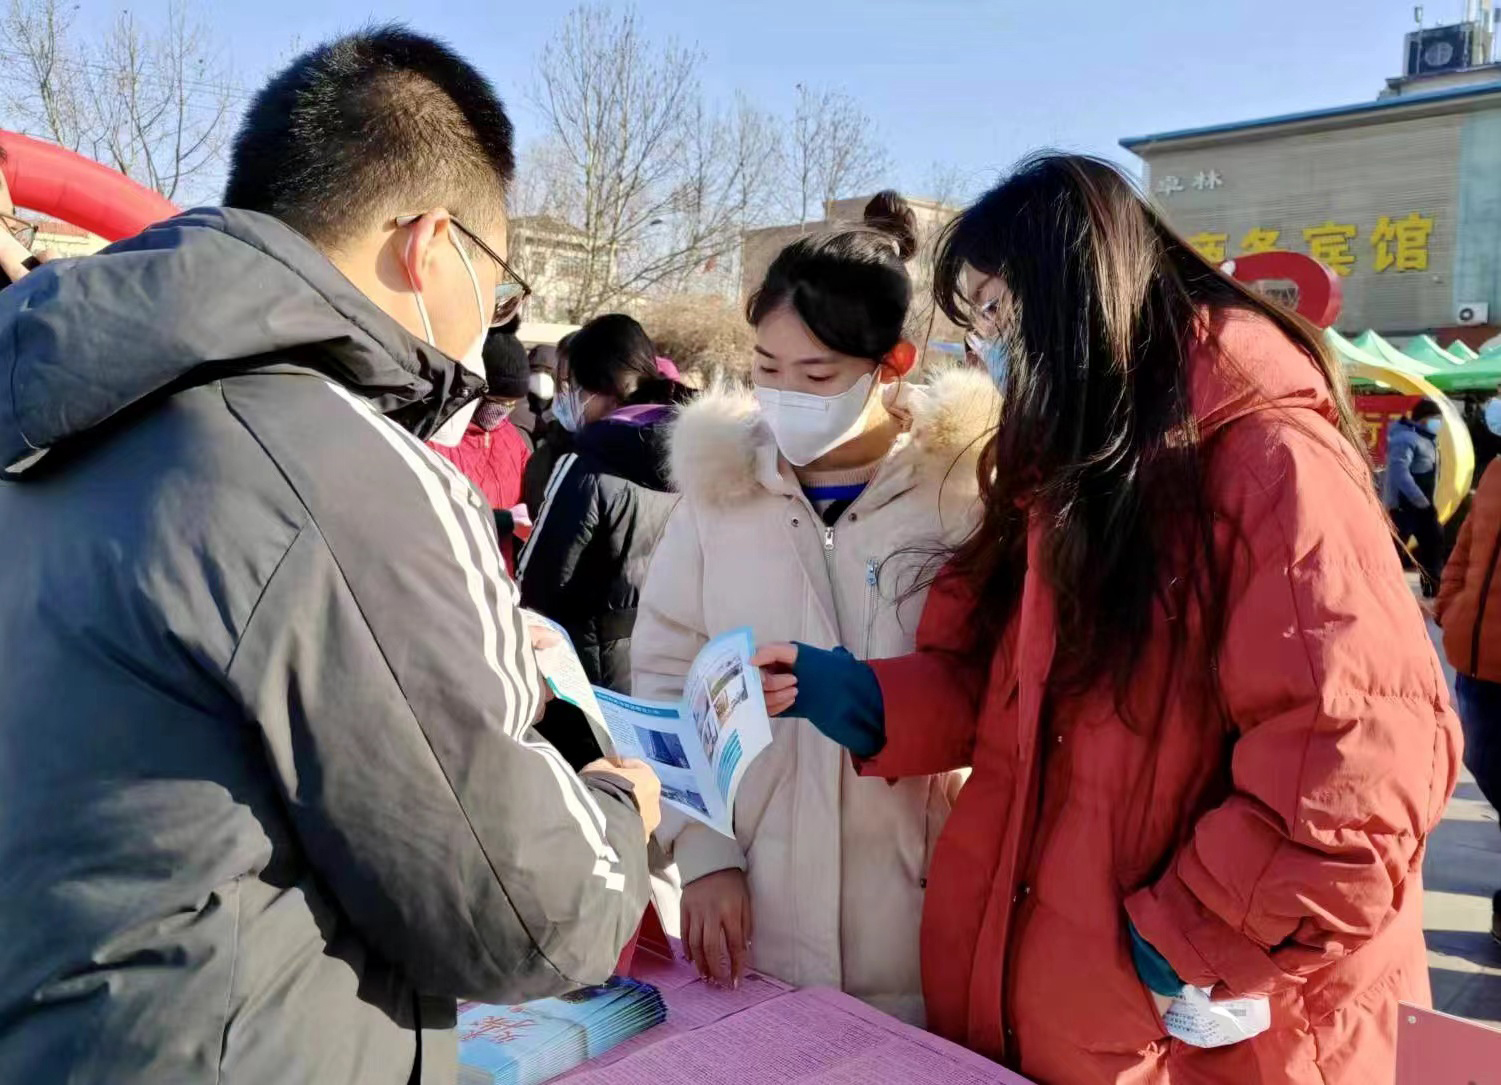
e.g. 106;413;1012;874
0;129;179;243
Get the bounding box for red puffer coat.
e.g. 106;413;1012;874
431;419;530;511
1438;458;1501;681
431;419;530;571
865;310;1460;1084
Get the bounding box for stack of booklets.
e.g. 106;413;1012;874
456;977;667;1085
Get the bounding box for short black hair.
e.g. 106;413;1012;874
1412;399;1443;423
224;25;515;247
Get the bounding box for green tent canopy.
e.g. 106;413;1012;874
1403;334;1467;368
1337;329;1441;378
1448;340;1480;361
1423;354;1501;393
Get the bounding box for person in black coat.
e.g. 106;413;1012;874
519;314;692;692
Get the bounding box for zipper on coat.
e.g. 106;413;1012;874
823;525;835;552
862;558;879;658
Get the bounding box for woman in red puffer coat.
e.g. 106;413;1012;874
755;153;1461;1085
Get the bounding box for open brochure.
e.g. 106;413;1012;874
523;612;772;838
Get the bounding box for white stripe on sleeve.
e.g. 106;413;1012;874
321;383;622;889
517;452;579;578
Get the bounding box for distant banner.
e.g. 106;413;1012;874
1354;393;1422;461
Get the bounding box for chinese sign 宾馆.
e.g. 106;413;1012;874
1186;213;1435;276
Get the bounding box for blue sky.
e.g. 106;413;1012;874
102;0;1457;204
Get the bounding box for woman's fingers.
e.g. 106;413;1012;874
684;905;709;979
764;686;797;717
753;643;800;716
762;672;797;693
725;898;752;988
750;642;798;670
702;914;731;986
760;667;798;716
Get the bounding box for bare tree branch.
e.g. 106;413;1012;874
784;84;888;225
2;0;235;206
526;4;783;320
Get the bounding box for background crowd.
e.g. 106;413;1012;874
0;20;1484;1085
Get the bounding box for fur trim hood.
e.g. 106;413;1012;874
669;367;1000;505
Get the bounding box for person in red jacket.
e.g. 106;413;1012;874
1436;458;1501;945
754;153;1460;1085
431;324;533;569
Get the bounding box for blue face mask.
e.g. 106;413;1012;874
1484;397;1501;438
1423;416;1443;436
977;337;1010;389
554;385;591;433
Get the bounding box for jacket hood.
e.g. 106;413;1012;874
0;207;478;478
669;367;1000;505
1190;309;1342;439
574;403;676;491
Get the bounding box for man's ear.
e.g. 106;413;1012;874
401;210;453;293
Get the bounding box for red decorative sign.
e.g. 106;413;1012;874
1225;250;1345;329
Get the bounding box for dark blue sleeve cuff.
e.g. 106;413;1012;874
788;642;885;758
1129;920;1185;997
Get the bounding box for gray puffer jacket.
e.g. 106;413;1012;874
0;209;650;1085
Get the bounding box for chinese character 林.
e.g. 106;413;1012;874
1193;170;1224;191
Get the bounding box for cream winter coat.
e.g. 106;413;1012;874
631;369;998;1024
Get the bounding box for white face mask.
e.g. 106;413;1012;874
753;371;877;467
413;229;489;447
529;371;556;402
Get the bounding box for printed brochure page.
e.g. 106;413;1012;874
592;629;772;838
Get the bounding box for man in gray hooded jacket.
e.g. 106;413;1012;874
0;27;658;1085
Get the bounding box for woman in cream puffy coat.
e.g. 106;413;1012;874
632;360;996;1023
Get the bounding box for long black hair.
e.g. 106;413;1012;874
934;153;1366;726
747;190;917;359
566;313;693;407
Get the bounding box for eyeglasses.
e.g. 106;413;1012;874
394;212;531;328
968;297;1002;338
2;213;37;251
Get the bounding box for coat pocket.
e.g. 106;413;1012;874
921;771;964;886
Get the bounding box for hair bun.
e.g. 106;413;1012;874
863;190;917;262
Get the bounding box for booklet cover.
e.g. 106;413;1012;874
457;977;666;1085
524;613;773;838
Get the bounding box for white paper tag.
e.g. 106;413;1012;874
1162;985;1271;1048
